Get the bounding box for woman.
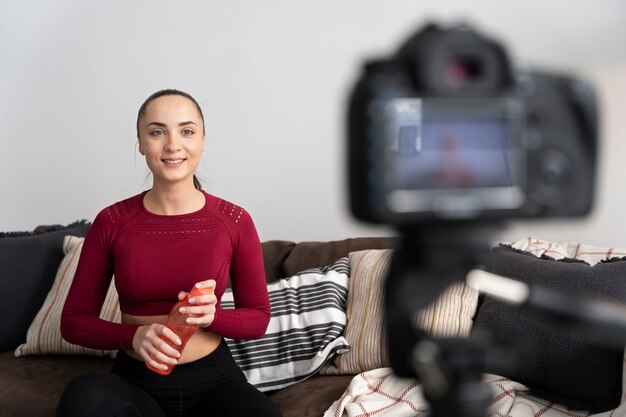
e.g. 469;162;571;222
56;89;282;417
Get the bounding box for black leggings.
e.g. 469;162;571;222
56;339;282;417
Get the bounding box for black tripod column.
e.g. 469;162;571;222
384;224;500;417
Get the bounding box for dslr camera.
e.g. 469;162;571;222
348;23;598;225
346;23;600;417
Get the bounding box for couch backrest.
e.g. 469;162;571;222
261;237;396;283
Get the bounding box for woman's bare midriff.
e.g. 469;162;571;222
122;313;222;364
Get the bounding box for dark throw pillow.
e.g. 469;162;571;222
0;221;90;350
472;244;626;412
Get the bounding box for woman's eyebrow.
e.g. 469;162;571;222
145;121;198;127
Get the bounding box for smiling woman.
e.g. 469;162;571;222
136;89;206;192
56;89;282;417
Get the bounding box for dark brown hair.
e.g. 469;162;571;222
137;89;205;190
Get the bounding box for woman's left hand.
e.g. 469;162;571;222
177;279;218;328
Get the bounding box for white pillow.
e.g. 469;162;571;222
15;236;121;357
321;249;478;375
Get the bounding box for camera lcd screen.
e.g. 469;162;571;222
383;98;525;218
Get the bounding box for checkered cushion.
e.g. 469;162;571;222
324;367;626;417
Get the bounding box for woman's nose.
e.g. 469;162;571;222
164;134;182;152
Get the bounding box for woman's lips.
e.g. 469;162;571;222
162;158;185;167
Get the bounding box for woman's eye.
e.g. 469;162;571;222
150;130;164;136
182;129;194;135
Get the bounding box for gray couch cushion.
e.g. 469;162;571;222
0;223;90;350
472;244;626;412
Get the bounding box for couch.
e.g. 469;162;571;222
3;225;626;417
0;226;395;417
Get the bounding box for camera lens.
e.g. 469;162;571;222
446;55;483;88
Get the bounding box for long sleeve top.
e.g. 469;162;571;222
61;191;270;350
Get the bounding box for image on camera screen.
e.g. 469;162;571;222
383;98;525;216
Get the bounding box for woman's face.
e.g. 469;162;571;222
137;94;205;188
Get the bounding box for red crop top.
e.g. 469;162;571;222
61;191;270;351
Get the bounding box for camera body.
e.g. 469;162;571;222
348;23;598;225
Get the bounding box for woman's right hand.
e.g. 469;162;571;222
131;324;182;371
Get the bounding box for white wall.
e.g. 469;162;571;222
1;0;625;245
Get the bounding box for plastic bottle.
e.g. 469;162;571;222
146;285;213;375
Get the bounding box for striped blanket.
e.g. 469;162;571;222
222;257;350;391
